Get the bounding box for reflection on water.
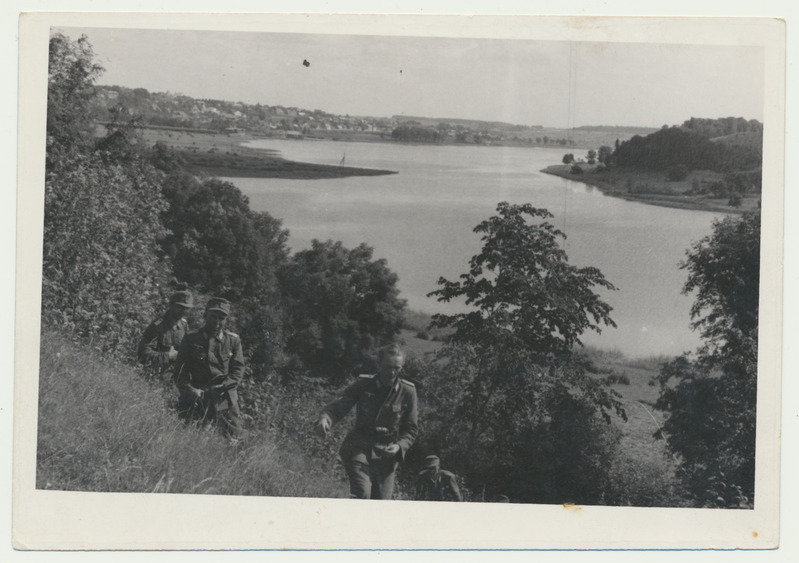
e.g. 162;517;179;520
228;139;721;357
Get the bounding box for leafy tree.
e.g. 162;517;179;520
159;173;289;302
280;240;406;382
92;104;152;169
43;32;171;358
655;211;760;507
562;153;575;165
425;202;625;503
587;149;597;165
667;164;690;182
391;124;442;143
46;33;104;169
613;127;761;173
597;145;613;165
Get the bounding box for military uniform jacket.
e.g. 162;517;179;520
323;374;418;462
173;327;245;392
138;316;189;371
416;470;463;502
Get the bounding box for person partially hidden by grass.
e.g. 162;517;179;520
315;344;418;499
415;455;463;502
173;297;244;442
137;287;193;385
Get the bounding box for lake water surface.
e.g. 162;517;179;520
228;138;722;357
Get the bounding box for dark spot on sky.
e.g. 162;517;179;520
303;59;310;67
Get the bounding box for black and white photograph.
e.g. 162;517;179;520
11;10;787;551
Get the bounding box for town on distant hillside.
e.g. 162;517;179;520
91;85;658;149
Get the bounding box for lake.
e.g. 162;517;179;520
227;138;721;358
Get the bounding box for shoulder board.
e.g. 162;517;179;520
151;318;165;328
225;330;240;339
358;373;375;380
400;378;415;388
441;470;456;478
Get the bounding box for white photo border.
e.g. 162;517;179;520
13;12;785;550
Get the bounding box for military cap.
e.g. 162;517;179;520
205;297;231;316
169;289;194;309
419;455;440;474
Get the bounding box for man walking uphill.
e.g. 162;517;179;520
138;288;193;382
174;297;245;440
316;344;418;500
415;455;463;502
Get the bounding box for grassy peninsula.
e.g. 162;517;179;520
543;120;763;214
541;163;760;214
140;128;397;179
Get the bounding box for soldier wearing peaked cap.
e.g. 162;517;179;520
415;455;463;502
315;344;418;500
138;289;194;383
174;297;245;440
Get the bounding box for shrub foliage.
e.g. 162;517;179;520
655;211;760;507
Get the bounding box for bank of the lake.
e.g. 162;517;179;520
541;164;759;214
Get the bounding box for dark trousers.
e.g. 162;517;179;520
177;389;242;439
343;450;399;499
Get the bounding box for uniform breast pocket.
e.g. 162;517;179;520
389;404;403;424
191;345;206;361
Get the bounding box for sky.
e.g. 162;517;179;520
58;26;765;129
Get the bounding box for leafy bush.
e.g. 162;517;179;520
570;164;584;174
280;240;406;382
42;155;171;358
605;372;631;385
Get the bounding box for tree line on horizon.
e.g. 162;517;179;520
41;32;760;508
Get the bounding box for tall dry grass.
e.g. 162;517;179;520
37;330;345;498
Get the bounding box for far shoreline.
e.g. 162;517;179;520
540;164;758;215
141;127;757;214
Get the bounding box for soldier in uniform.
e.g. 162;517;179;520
173;297;245;440
137;289;194;383
415;455;463;502
315;344;418;500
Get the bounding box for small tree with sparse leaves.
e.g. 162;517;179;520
424;202;626;503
